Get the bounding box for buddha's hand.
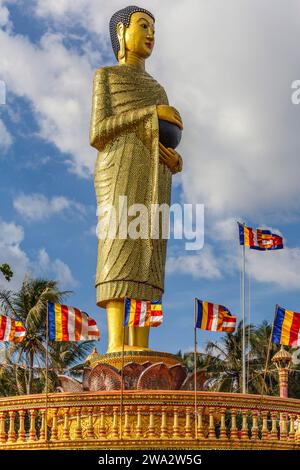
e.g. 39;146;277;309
157;105;183;130
159;142;183;174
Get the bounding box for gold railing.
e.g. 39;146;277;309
0;391;299;449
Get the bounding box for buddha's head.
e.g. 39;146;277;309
109;6;155;62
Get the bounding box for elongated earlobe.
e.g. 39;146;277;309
117;22;126;61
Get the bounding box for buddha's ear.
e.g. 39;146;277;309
117;22;126;61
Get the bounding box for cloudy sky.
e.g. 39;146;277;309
1;0;300;354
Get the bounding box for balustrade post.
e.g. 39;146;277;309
62;408;70;441
17;410;26;443
197;408;204;439
75;407;83;440
288;414;295;441
7;411;16;443
219;408;227;440
148;407;156;438
251;411;258;441
261;411;268;440
86;407;95;439
160;406;168;439
28;409;36;442
0;412;6;444
208;408;215;440
123;406;130;439
270;412;278;440
135;406;143;438
241;410;248;440
50;408;58;441
111;406;119;439
280;413;288;440
173;406;180;438
230;409;238;440
98;406;106;439
184;407;192;439
295;415;300;442
40;409;46;442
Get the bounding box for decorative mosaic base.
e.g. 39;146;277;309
86;350;183;370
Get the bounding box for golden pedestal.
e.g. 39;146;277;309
85;350;182;370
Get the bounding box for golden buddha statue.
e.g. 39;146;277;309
90;6;183;354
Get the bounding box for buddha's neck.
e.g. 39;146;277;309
119;51;145;71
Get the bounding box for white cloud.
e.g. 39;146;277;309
0;28;96;176
0;219;78;290
36;248;78;288
13;192;86;221
0;219;29;290
0;118;12;151
247;247;300;291
166;245;221;280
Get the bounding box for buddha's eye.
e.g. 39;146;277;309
141;23;147;29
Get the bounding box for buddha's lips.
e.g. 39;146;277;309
145;42;153;49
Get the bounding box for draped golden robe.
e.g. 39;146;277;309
90;64;173;307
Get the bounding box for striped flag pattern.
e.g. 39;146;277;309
238;222;283;251
48;302;100;342
124;298;163;327
0;315;26;342
196;300;236;333
272;305;300;347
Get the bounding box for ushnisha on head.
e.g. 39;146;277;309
109;6;155;63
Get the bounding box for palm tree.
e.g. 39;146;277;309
0;277;95;395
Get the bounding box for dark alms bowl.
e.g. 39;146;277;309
159;119;182;149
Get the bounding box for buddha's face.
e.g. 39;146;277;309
123;12;155;59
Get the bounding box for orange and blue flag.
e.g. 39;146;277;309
238;222;283;251
48;302;100;342
196;300;236;333
124;298;163;327
272;305;300;347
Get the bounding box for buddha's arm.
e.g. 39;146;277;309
90;69;157;152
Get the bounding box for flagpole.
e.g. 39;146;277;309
242;231;246;394
120;298;126;440
45;301;49;444
247;271;251;394
194;297;198;439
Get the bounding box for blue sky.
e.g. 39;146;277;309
1;0;300;355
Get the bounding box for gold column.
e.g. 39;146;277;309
160;406;168;439
0;412;6;444
219;408;227;441
173;406;180;438
28;409;36;442
241;410;248;440
288;414;295;441
136;406;143;438
7;411;15;443
17;410;26;443
252;411;258;440
197;408;204;439
148;407;155;438
270;412;278;440
98;407;106;439
123;406;131;438
86;407;95;439
208;408;215;440
50;408;58;441
230;409;238;440
62;408;70;440
261;412;268;440
75;407;83;440
111;406;119;439
40;410;46;442
184;407;192;439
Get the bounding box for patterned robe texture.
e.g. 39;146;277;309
90;64;172;307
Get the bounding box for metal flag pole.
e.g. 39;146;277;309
45;301;49;444
247;271;251;394
120;298;126;440
241;227;246;394
194;297;198;439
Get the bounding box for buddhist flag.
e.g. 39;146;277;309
238;222;283;251
124;298;163;327
0;315;26;342
48;302;100;342
196;299;236;333
272;305;300;347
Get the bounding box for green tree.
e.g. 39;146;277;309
0;263;13;282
